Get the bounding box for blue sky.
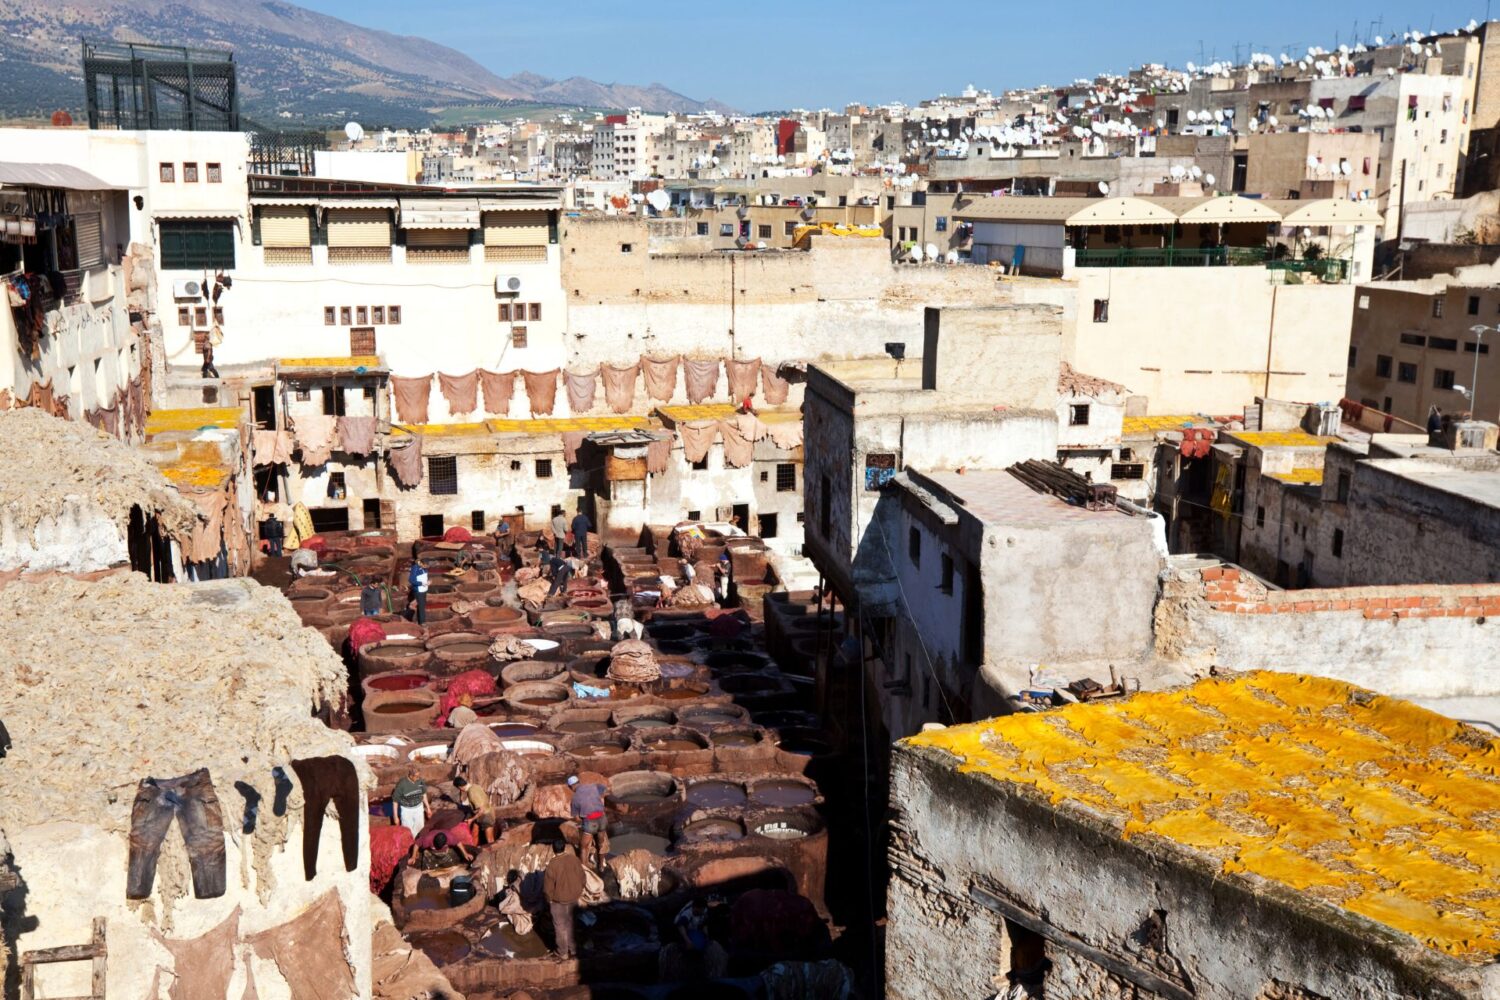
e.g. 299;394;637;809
298;0;1489;110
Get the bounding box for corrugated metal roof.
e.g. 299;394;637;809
0;163;122;191
956;196;1176;225
398;197;479;229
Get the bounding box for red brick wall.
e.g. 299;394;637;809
1195;565;1500;620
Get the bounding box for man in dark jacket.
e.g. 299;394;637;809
543;840;585;960
570;510;593;559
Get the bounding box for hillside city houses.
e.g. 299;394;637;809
5;19;1500;1000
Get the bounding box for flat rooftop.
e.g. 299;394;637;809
921;468;1129;526
908;672;1500;962
1364;457;1500;510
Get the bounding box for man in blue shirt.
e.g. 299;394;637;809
407;555;429;624
570;510;592;559
567;774;609;870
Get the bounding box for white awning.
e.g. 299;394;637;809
249;196;322;207
1270;198;1383;227
0;163;123;191
320;198;398;210
477;198;561;213
398;198;480;229
152;209;242;220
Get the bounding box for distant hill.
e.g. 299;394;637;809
0;0;731;126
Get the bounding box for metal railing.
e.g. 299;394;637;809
1265;258;1352;284
1072;246;1353;282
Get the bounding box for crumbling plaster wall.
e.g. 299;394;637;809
1155;564;1500;698
886;743;1498;1000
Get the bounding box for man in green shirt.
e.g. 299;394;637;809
392;766;429;836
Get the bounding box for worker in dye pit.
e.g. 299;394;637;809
544;550;574;598
446;693;478;729
453;776;500;845
570;508;593;560
407;555;430;624
391;766;431;837
612;599;645;641
566;774;609;869
550;509;569;551
543;839;585;960
407;830;475;871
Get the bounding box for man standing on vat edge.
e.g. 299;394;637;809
543;839;585;960
407;554;429;624
567;773;610;870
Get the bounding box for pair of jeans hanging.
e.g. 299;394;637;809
126;769;227;899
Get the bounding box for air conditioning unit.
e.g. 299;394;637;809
496;275;522;294
172;278;204;300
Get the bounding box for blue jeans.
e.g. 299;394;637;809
126;769;226;899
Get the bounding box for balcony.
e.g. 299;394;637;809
1071;246;1352;282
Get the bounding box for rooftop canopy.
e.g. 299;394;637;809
956;194;1378;227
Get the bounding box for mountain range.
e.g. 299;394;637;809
0;0;732;126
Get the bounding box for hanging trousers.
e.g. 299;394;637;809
289;756;360;880
126;769;226;899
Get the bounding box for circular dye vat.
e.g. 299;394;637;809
643;737;705;753
375;646;426;659
609;831;672;855
712;732;759;748
573;742;627;757
681;817;745;842
516;693;567;707
681;711;742;727
403;883;452;912
349;745;401;763
754;820;809;841
498;739;556;757
370;701;432;715
655;686;707;701
365;673;430;692
751;780;816;807
685;780;746;809
436;641;491;656
487;723;539;738
555;720;608;734
407;745;449;762
409;931;470;964
628;717;672;729
476;923;548;959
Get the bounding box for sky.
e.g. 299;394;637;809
295;0;1490;110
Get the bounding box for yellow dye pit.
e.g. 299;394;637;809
1231;430;1340;448
906;672;1500;961
144;407;241;435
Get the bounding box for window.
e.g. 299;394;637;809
1434;368;1456;390
420;514;444;538
193;306;208;327
340;306;353;325
498;302;511;322
1358;294;1370;309
1399;333;1426;347
865;452;896;491
350;328;376;355
1465;341;1490;354
529;303;541;321
159;163;175;182
428;456;458;495
320;386;344;416
908;526;921;566
372;306;384;324
323;307;336;325
1092;298;1109;323
940;553;954;594
758;224;772;239
935;216;948;232
158;220;235;269
785;221;797;236
509;460;521;471
1337;472;1351;504
1256;505;1265;528
1069;404;1091;426
1348;345;1358;367
620;243;633;254
182;162;199;183
1429;337;1458;352
178;306;190;326
720;223;734;237
327;472;345;499
535;458;553;478
1470;295;1481;316
471;510;487;532
1111;463;1145;479
1332;528;1344;558
776;462;797;492
510;326;527;347
696;222;709;236
388;305;401;324
1433;298;1445;318
758;512;778;538
207;163;222;183
1398;362;1418;384
355;306;368;324
1375;355;1393;378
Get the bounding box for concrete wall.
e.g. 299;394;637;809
1068;267;1354;414
886;742;1496;1000
921;305;1063;409
1155;563;1500;698
1342;458;1500;586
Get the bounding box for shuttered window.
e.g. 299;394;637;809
74;212;103;268
159;221;235;270
405;228;468;247
326;209;392;248
259;207;312;247
482;210;547;247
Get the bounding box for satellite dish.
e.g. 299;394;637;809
1204;173;1216;187
1340;161;1352;176
1268;115;1279;127
1098;181;1111;195
1170;164;1186;179
345;121;365;143
1186;109;1199;122
1249;118;1259;132
1190;165;1203;179
924;242;939;261
1374;35;1384;45
1306;154;1321;168
1156;117;1165;128
1409;41;1423;54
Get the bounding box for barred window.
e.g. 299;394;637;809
535;458;553;479
776;462;797;492
428;456;458;495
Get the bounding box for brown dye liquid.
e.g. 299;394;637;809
645;739;703;753
626;717;671;729
477;924;548;959
438;642;491;655
656;688;704;701
685;781;746;808
371;701;431;714
752;781;816;806
516;695;565;707
367;674;429;692
575;743;627;757
379;647;425;658
555;720;607;734
683;817;744;841
684;713;739;726
609;832;671;855
713;733;758;747
410;931;471;964
404;884;452;911
613;788;673;805
488;723;539;737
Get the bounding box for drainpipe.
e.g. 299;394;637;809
1264;284;1279;399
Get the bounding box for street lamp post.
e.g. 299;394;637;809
1470;325;1491;421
